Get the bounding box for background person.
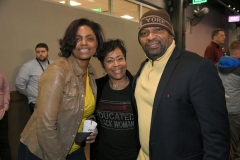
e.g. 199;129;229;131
204;28;226;65
91;39;140;160
226;38;240;56
218;40;240;160
15;43;52;114
18;18;105;160
133;9;230;160
0;69;11;160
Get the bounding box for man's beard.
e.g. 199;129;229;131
143;43;168;61
37;56;48;62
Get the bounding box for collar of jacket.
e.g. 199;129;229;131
68;55;95;77
170;47;181;60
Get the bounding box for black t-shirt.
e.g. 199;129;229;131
96;83;138;160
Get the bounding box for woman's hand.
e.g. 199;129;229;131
86;128;98;143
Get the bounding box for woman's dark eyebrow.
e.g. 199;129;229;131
75;34;94;37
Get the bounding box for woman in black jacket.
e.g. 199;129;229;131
91;39;140;160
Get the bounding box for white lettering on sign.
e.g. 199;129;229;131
229;16;240;22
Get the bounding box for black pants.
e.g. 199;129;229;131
0;111;11;160
18;143;41;160
229;114;240;160
18;142;86;160
29;102;35;114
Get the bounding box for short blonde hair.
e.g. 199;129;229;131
229;40;240;55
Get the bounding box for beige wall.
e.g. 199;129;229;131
0;0;146;91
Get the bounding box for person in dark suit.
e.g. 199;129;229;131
132;9;230;160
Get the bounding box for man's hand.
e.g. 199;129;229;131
86;128;98;143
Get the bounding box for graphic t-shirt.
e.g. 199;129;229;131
96;82;138;160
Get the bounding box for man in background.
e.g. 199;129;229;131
0;69;11;160
16;43;52;114
132;9;230;159
218;40;240;160
226;37;240;56
204;28;226;65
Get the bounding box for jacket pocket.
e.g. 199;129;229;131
178;150;203;159
61;83;79;110
63;83;79;97
160;93;182;102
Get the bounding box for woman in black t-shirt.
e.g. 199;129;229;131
91;39;140;160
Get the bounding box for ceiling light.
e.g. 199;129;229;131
60;1;81;6
233;7;236;10
237;10;239;12
228;5;231;7
120;15;134;19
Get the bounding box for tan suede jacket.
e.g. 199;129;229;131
20;55;97;160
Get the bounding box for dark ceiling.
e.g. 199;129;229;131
188;0;240;16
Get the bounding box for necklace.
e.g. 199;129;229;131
109;77;129;90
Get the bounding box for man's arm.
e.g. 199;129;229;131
190;59;230;159
15;65;30;96
204;46;217;64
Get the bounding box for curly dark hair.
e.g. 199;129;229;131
58;18;105;58
97;39;127;65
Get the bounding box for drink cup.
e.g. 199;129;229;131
82;120;97;132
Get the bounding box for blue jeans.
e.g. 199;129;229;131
18;142;86;160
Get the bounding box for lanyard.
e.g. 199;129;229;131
36;58;50;72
